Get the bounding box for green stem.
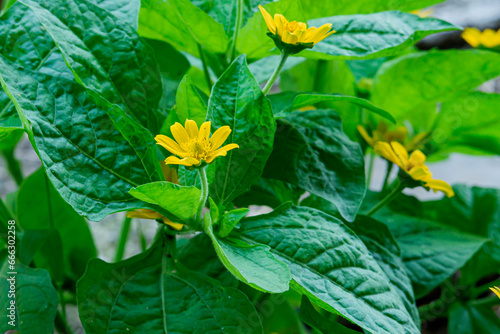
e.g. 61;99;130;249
473;278;500;298
197;43;212;92
366;150;375;189
196;167;209;223
366;180;405;217
2;148;23;186
262;52;289;95
114;216;132;262
54;309;75;334
381;162;393;193
229;0;243;62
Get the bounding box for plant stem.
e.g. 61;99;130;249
229;0;243;62
197;43;212;92
262;52;289;95
366;180;405;217
54;309;75;334
473;278;500;298
115;216;132;262
366;150;375;189
1;148;23;186
381;162;393;192
196;167;209;223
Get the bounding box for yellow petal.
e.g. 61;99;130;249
162;217;184;230
408;165;431;181
126;209;162;220
160;163;179;184
275;14;285;37
302;27;318;43
170;122;190;146
408;150;427;167
310;23;334;44
490;287;500;299
424;179;455;197
165;156;200;166
462;28;481;47
259;5;276;34
357;125;374;147
390;141;409;169
205;144;239;163
209;125;232;148
374;142;401;167
184;119;199;139
282;30;299;45
199;121;211;141
155;135;187;157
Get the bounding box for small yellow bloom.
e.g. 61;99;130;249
374;141;455;197
127;165;184;230
155;120;239;167
358;122;428;151
258;5;335;54
410;9;434;18
462;27;500;48
490;286;500;298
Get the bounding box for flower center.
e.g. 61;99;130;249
189;140;210;160
285;21;306;34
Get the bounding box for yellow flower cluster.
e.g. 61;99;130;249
357;122;428;152
462;27;500;48
374;141;454;197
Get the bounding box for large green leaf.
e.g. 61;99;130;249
129;181;201;221
205;214;291;293
234;178;304;209
431;92;500;158
264;109;365;222
207;55;276;205
371;50;500;129
0;260;58;334
0;56;161;221
375;212;487;297
239;204;419;334
293;0;447;20
448;303;500;334
139;0;229;57
19;0;164;133
77;237;263;333
238;9;457;59
268;92;395;123
175;75;207;125
350;216;420;327
17;168;96;279
91;0;141;30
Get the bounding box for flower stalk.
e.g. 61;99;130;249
262;51;289;95
366;179;406;216
196;166;209;223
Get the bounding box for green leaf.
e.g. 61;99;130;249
205;214;291;293
238;9;457;59
18;0;164;133
129;181;201;221
375;212;487;297
249;55;306;84
291;0;447;20
350;216;420;327
269;92;395;123
218;208;249;238
177;233;236;286
239;204;419;334
0;260;58;334
449;303;500;334
234;178;304;209
0;56;161;221
175;75;207;125
77;238;263;333
17;168;96;279
299;296;360;334
371;50;500;130
264;109;365;222
431;92;500;158
90;0;141;30
207;55;276;204
139;0;229;56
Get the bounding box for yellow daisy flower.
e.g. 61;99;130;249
374;141;455;197
127;165;184;230
155;119;239;167
462;27;500;48
258;5;335;54
490;286;500;298
358;122;429;151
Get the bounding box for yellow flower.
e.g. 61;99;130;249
155;120;239;167
410;9;434;18
358;122;429;151
258;5;335;54
462;27;500;48
127;165;184;230
374;141;455;197
490;286;500;298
